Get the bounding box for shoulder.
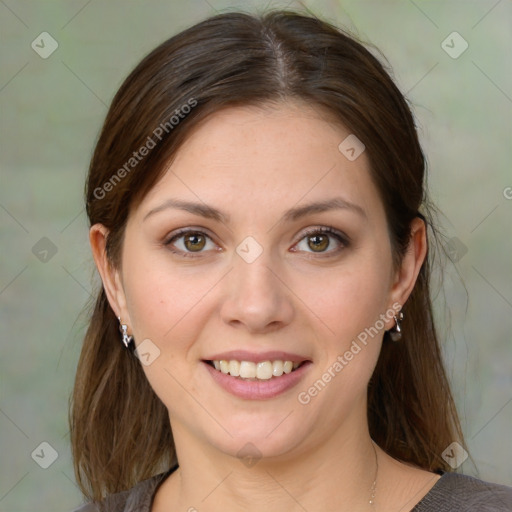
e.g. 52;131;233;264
413;472;512;511
71;470;171;512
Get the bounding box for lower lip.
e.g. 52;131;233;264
203;361;312;400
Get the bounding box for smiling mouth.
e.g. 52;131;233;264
206;359;307;380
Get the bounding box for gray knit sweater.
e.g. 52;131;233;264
73;470;512;511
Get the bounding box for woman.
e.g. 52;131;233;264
70;10;512;512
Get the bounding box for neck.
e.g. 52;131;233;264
157;416;379;512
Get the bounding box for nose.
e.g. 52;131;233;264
220;253;295;334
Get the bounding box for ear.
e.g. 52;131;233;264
387;217;427;315
89;224;130;325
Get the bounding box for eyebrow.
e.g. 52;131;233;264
143;197;367;223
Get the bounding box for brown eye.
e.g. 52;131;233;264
307;234;330;252
165;229;216;257
183;233;206;252
293;227;349;257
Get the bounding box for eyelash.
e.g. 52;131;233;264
164;226;349;259
295;226;349;258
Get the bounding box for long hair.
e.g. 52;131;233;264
70;10;465;501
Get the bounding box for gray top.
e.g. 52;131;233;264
73;470;512;511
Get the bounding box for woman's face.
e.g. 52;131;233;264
96;102;422;461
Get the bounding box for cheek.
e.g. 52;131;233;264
121;247;221;353
295;267;388;411
120;253;220;409
291;251;392;408
300;257;391;344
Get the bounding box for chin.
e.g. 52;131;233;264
199;413;314;462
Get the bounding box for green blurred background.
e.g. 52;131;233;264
1;0;511;510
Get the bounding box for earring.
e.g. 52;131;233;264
389;311;404;342
118;317;134;348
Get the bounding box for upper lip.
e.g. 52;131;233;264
204;350;310;363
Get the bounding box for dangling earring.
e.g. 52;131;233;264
118;317;133;348
389;311;404;342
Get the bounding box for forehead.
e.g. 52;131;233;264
137;102;385;225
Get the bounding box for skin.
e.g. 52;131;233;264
91;102;439;511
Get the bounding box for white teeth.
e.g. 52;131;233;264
256;361;273;380
211;359;303;379
283;361;293;374
239;361;256;379
272;360;284;377
228;360;240;377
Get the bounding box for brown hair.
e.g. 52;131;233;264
70;10;465;502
